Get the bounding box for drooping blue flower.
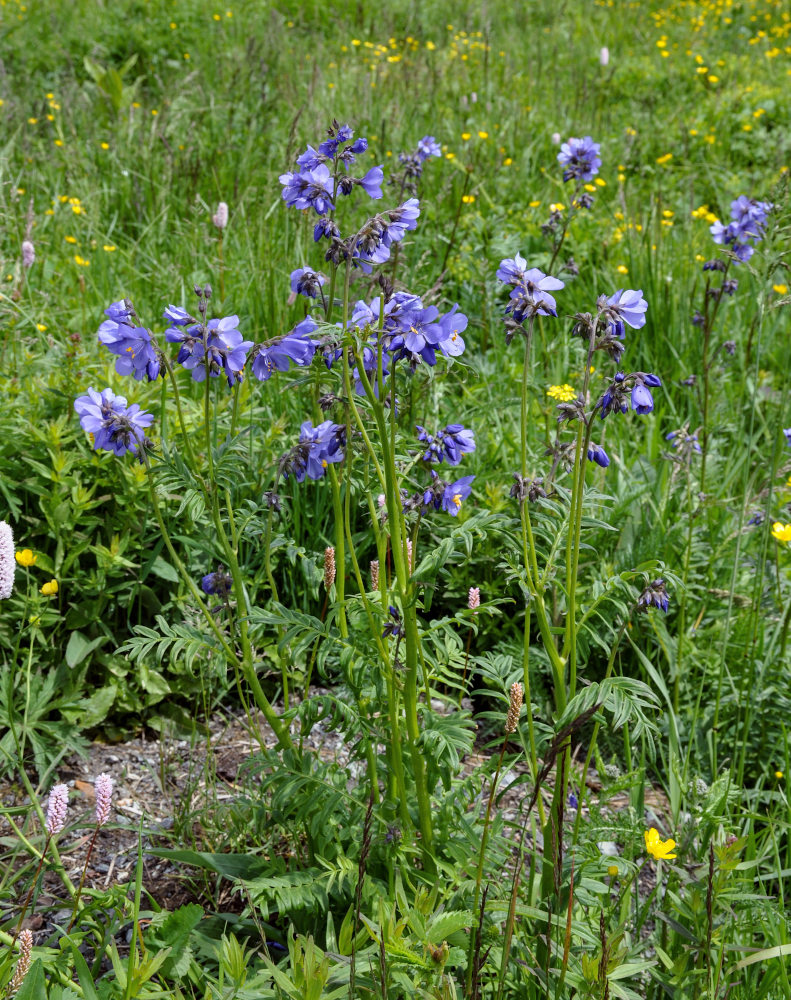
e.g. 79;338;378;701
416;135;442;161
557;136;602;182
357;199;421;266
587;442;610;467
603;289;648;338
631;383;655;414
357;165;384;199
637;578;669;613
74;387;154;458
417;424;476;465
252;316;318;381
290;267;326;299
784;427;791;448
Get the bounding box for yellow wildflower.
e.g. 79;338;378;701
644;827;677;860
547;384;577;402
772;284;787;294
771;522;791;543
15;549;37;567
40;579;59;596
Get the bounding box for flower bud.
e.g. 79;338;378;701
505;682;523;734
212;202;229;230
45;782;69;835
324;546;336;590
10;929;33;992
599;46;610;66
94;772;114;826
370;559;379;590
21;240;35;268
0;521;15;600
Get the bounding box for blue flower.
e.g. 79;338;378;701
709;195;772;264
437;304;468;357
74;387;154;458
417;424;476;465
441;475;475;515
201;571;232;596
496;253;529;287
281;420;346;482
587;442;610;467
162;304;193;326
357;199;421;266
416;135;442;161
279;164;335;215
98;309;161;382
179;316;254;386
557;136;601;182
637;579;669;613
252;316;318;381
357;165;384;200
784;427;791;448
603;289;648;338
290;267;326;299
631;383;655;414
506;267;565;322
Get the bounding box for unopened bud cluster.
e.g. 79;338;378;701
324;546;336;590
505;682;524;734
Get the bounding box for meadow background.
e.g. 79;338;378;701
1;0;790;996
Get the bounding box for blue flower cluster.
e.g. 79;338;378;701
596;371;662;419
74;387;154;459
279;121;382;215
496;253;565;326
345;291;468;371
98;301;161;382
166;313;253;387
416;424;476;465
280;420;346;483
637;578;669;613
710;195;772;264
557;136;602;183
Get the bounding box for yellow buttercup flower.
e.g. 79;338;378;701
771;522;791;543
775;770;784;779
15;549;37;567
40;579;59;596
547;384;577;402
772;284;787;294
607;864;618;877
644;827;676;860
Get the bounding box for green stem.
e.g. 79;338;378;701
143;456;292;748
467;739;511;991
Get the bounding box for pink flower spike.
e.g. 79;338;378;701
212;202;229;230
468;587;480;611
45;783;69;835
94;773;114;826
